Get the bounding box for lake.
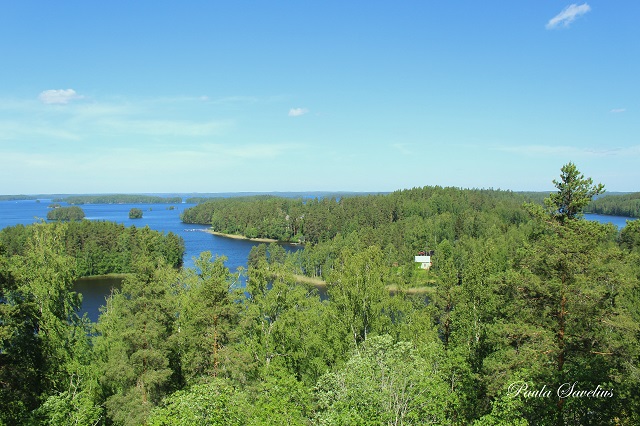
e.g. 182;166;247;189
0;199;302;321
583;213;636;229
0;199;266;270
0;199;636;322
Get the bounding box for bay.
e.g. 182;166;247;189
0;199;277;270
583;213;636;229
1;199;635;322
0;199;301;321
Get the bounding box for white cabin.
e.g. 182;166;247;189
414;255;431;270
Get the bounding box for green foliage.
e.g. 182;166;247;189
544;162;605;222
1;164;638;424
473;383;529;426
0;220;184;276
314;335;453;425
46;206;85;221
176;252;242;384
479;164;638;424
619;219;640;252
239;259;341;386
327;246;391;347
0;253;43;424
95;258;182;425
181;187;534;247
0;224;94;425
148;379;247;426
33;369;103;426
128;207;143;219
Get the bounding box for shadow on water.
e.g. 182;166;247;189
74;275;125;323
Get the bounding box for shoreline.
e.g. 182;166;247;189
204;229;280;243
76;273;131;281
292;274;432;295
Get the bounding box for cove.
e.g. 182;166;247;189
75;274;125;323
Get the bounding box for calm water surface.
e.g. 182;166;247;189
0;199;301;321
583;213;636;229
0;199;268;270
1;200;635;322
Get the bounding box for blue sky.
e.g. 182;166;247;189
1;1;638;194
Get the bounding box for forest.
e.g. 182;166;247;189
587;192;640;218
0;220;184;279
1;163;639;425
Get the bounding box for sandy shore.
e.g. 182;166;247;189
204;229;279;243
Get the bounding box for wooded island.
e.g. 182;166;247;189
1;163;639;425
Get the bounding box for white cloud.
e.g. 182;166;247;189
288;107;309;117
546;3;591;29
610;108;626;113
39;89;84;104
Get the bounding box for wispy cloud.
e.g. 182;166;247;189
39;89;84;104
0;120;82;141
212;142;303;159
288;107;309;117
97;119;229;137
610;108;626;113
392;143;413;155
491;143;640;158
546;3;591;30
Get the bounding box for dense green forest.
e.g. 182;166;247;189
181;189;538;246
0;220;184;277
1;163;639;424
54;195;183;205
587;192;640;218
46;206;86;222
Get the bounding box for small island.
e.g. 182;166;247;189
129;208;143;219
46;206;85;221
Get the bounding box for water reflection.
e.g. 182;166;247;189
74;275;124;323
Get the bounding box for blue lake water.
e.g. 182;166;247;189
0;199;275;271
583;213;636;229
0;199;302;321
1;199;635;322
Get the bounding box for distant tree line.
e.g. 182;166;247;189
0;194;38;201
184;191;378;205
587;192;640;217
54;194;183;204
